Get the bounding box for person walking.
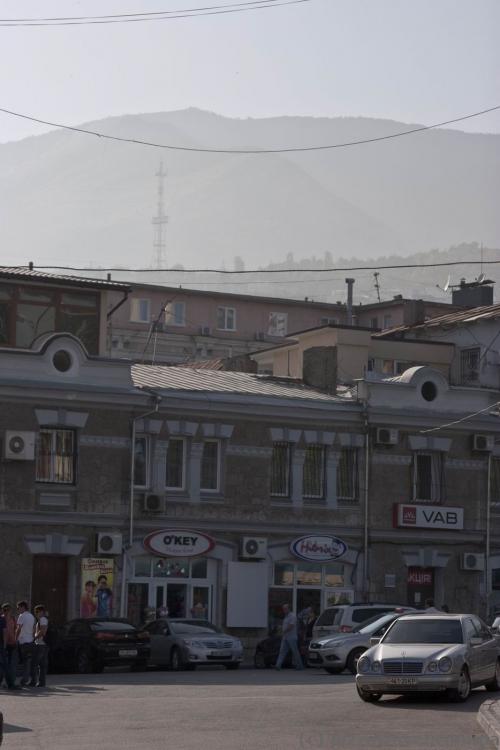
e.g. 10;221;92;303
32;605;49;688
1;603;19;690
15;601;36;687
275;603;304;670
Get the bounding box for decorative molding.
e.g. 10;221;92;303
35;409;88;428
372;454;412;466
136;418;162;435
38;492;72;508
303;430;335;446
80;436;129;449
401;549;452;568
24;533;86;556
338;433;364;449
446;458;488;470
166;420;198;437
226;445;273;458
408;435;452;453
270;427;302;443
201;423;234;439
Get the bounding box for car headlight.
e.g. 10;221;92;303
233;640;242;649
427;661;438;673
182;639;206;649
438;657;452;673
358;656;370;673
372;661;381;673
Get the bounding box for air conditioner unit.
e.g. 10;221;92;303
472;434;494;452
375;427;399;446
96;533;123;555
461;552;485;571
142;494;164;513
240;537;267;560
199;326;211;336
4;431;36;461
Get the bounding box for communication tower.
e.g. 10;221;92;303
152;162;168;268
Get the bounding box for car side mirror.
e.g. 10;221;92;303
470;636;482;646
370;637;381;646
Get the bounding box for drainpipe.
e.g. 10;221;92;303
345;278;355;326
486;452;492;620
362;409;370;601
119;394;162;617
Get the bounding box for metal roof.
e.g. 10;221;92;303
131;365;349;403
0;267;130;291
373;303;500;338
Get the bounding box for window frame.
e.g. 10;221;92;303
165;301;186;327
303;444;326;500
270;442;291;498
336;447;359;504
268;311;288;337
165;437;186;491
216;306;236;331
133;435;150;489
412;451;445;504
36;427;77;485
200;439;221;493
460;347;480;385
130;298;151;324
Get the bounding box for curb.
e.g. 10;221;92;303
478;699;500;749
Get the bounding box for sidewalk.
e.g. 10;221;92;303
478;699;500;749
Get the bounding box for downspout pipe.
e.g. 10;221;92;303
486;451;492;620
345;278;355;326
363;408;370;601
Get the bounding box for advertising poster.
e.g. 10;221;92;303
80;558;114;618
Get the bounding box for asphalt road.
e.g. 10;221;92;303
0;668;494;750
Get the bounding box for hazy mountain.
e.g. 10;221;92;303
0;108;498;270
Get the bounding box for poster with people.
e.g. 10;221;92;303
80;558;114;618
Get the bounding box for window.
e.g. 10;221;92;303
337;448;358;503
270;442;291;497
412;451;445;503
216;306;236;331
370;317;378;329
200;440;220;492
36;428;76;484
303;445;326;500
491;458;500;503
165;301;185;327
134;436;149;488
320;317;338;326
268;312;288;337
460;347;480;385
130;298;151;323
165;438;185;489
383;314;392;329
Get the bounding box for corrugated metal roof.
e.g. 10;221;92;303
373;303;500;338
131;365;348;402
0;267;130;291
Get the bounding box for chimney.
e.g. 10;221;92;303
403;299;426;326
345;278;355;325
303;346;337;394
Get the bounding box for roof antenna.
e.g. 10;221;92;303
373;271;381;303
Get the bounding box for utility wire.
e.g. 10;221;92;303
420;402;500;434
0;0;309;26
0;104;498;154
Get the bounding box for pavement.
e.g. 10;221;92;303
478;699;500;749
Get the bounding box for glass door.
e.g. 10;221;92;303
154;582;188;618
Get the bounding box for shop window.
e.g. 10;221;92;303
191;558;208;579
337;447;358;504
274;563;294;586
200;440;220;492
303;445;326;500
268;587;293;633
270;442;291;498
153;558;189;578
190;587;209;619
412;451;445;503
296;562;322;586
324;563;345;587
127;583;149;626
165;438;185;489
134;436;149;488
134;557;152;577
217;306;236;331
36;428;76;484
492;569;500;590
325;590;354;607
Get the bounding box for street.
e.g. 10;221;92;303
0;668;494;750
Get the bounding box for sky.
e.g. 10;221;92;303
0;0;499;144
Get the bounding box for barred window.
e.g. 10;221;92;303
412;452;445;503
460;348;480;385
166;438;185;489
201;440;220;491
134;436;149;488
270;442;291;497
303;445;326;499
337;448;358;503
36;428;75;484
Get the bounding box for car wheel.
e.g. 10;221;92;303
92;660;105;674
356;685;382;702
170;647;184;672
324;667;343;675
347;648;366;675
76;649;93;674
485;660;500;692
254;650;269;669
225;663;240;670
449;666;471;702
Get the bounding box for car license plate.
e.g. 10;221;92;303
119;649;138;657
308;653;321;661
211;650;227;657
389;677;417;686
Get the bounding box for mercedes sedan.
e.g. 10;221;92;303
143;618;243;670
356;613;500;703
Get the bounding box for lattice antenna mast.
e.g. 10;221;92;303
373;271;381;303
152;162;168;269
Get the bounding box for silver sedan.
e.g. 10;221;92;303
356;613;500;703
144;618;244;670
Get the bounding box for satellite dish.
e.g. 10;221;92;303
443;275;451;293
477;273;485;284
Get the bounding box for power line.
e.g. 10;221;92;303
0;104;499;154
420;402;500;434
0;0;309;26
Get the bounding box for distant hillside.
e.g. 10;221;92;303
0;108;499;270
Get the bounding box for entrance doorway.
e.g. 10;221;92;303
407;566;434;608
31;555;68;624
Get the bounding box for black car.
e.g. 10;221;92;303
49;618;150;673
254;633;309;669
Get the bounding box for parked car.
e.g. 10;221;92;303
356;612;500;703
254;632;310;669
308;610;416;674
312;603;411;639
143;618;243;670
49;618;150;673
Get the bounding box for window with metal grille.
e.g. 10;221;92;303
134;436;149;488
270;442;291;497
460;348;480;384
491;458;500;503
201;440;220;491
36;428;76;484
166;438;185;489
337;448;358;503
303;445;326;500
412;452;445;503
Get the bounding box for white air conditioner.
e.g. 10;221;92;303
240;537;267;560
472;434;494;452
142;494;164;513
4;431;36;461
97;533;123;555
375;427;399;446
199;326;211;336
461;552;485;571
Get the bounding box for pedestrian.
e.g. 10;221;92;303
1;603;19;690
32;605;49;688
15;600;36;687
424;598;441;613
275;603;304;670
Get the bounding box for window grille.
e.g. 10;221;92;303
337;448;358;504
36;428;75;484
460;348;480;385
303;445;326;500
270;442;291;497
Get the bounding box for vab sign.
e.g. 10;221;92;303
290;535;348;562
143;529;215;558
394;504;464;530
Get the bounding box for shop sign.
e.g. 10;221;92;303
407;567;433;586
143;529;215;558
394;504;464;530
290;534;347;562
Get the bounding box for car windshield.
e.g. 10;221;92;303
354;613;396;635
90;621;137;632
382;618;463;644
169;620;222;635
